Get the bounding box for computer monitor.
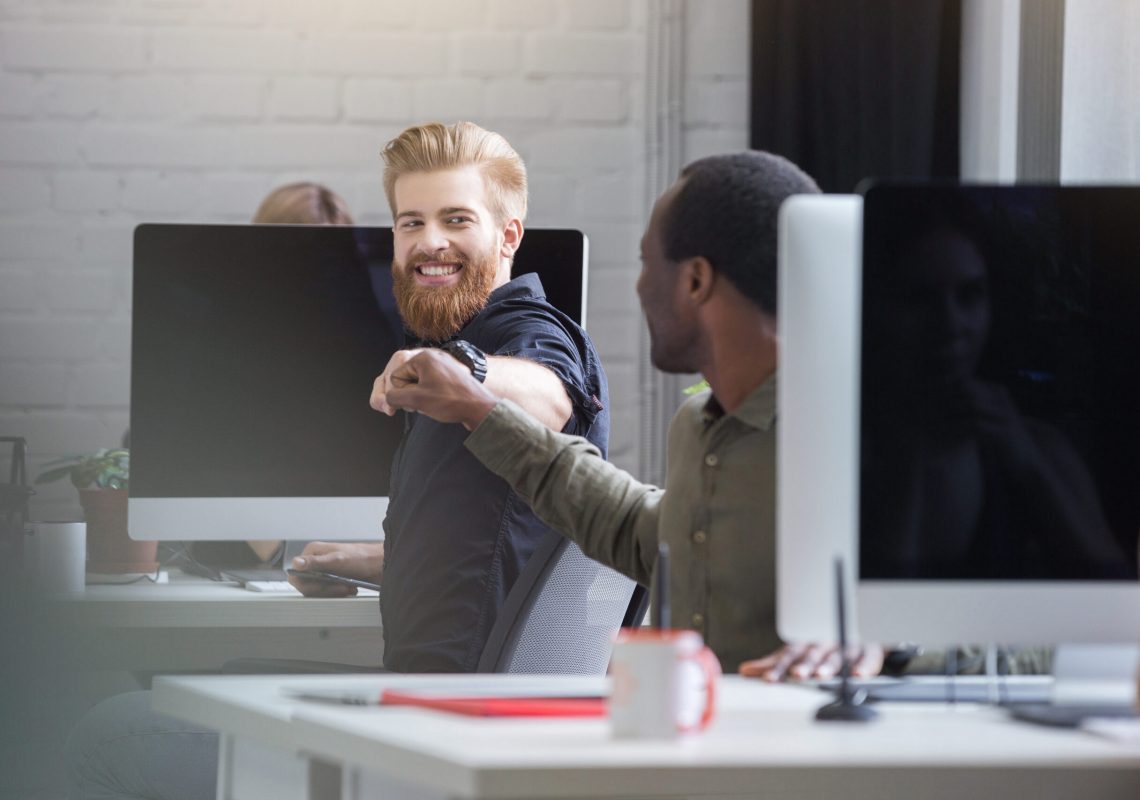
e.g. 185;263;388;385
129;224;587;541
856;184;1140;645
776;195;863;642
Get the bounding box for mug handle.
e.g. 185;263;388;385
677;645;721;733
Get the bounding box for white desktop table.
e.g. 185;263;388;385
34;570;383;672
152;673;1140;800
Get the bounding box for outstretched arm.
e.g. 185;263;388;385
371;347;571;432
384;351;660;585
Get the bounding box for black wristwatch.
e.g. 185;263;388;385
439;340;488;383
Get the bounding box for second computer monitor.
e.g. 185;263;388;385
776;194;863;642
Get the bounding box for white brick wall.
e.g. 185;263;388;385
0;0;750;520
267;78;342;122
0;167;52;210
2;27;149;72
525;33;641;76
52;171;121;212
345;79;414;121
193;77;267;121
682;1;750;158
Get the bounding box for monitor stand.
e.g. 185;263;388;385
815;557;876;722
1053;643;1139;706
1010;644;1139;728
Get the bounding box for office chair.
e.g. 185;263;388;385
476;531;648;674
223;532;646;676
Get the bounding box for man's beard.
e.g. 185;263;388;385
392;248;499;342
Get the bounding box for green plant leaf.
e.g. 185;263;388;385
39;454;83;468
33;447;130;489
682;379;710;396
34;465;78;485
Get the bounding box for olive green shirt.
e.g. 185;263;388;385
466;378;779;672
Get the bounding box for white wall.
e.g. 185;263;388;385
1060;0;1140;181
0;0;751;519
681;0;750;161
960;0;1021;181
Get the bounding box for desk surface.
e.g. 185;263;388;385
26;571;383;671
42;569;381;628
153;673;1140;800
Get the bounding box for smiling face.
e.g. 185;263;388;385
391;165;520;342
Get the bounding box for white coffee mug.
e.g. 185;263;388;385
608;628;721;739
25;521;86;595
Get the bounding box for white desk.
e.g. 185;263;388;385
153;673;1140;800
32;570;383;672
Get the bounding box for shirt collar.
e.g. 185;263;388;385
409;273;548;346
485;272;545;306
700;372;778;431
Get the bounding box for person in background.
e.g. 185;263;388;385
250;181;355;226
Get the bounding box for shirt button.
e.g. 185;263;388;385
704;454;718;467
691;612;705;627
692;530;707;544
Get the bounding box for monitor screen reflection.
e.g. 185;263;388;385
860;188;1138;581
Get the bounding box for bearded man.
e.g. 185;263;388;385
286;122;611;673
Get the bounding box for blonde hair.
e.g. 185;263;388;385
381;122;527;225
252;182;355;225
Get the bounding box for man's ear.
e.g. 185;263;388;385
500;218;524;260
683;256;716;305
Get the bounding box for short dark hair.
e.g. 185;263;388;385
663;151;820;315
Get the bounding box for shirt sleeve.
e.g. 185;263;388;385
465;399;660;586
901;646;1053;676
479;304;601;435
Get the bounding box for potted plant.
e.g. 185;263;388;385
35;448;158;574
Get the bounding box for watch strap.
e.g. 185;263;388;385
440;340;488;383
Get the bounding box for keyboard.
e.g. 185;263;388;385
223;567;289;583
243;580;302;594
812;674;1054;704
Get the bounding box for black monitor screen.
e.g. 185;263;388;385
859;185;1140;581
131;224;585;499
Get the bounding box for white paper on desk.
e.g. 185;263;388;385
1081;717;1140;743
87;570;170;585
284;677;609;705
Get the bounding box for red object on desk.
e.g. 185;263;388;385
379;690;606;718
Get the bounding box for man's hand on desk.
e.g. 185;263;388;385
287;542;384;597
739;643;885;682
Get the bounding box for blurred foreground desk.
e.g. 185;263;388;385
33;570;383;672
153;673;1140;800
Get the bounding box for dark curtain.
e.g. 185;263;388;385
750;0;961;192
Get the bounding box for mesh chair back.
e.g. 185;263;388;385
477;533;646;674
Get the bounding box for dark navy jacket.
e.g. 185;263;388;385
380;274;609;672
